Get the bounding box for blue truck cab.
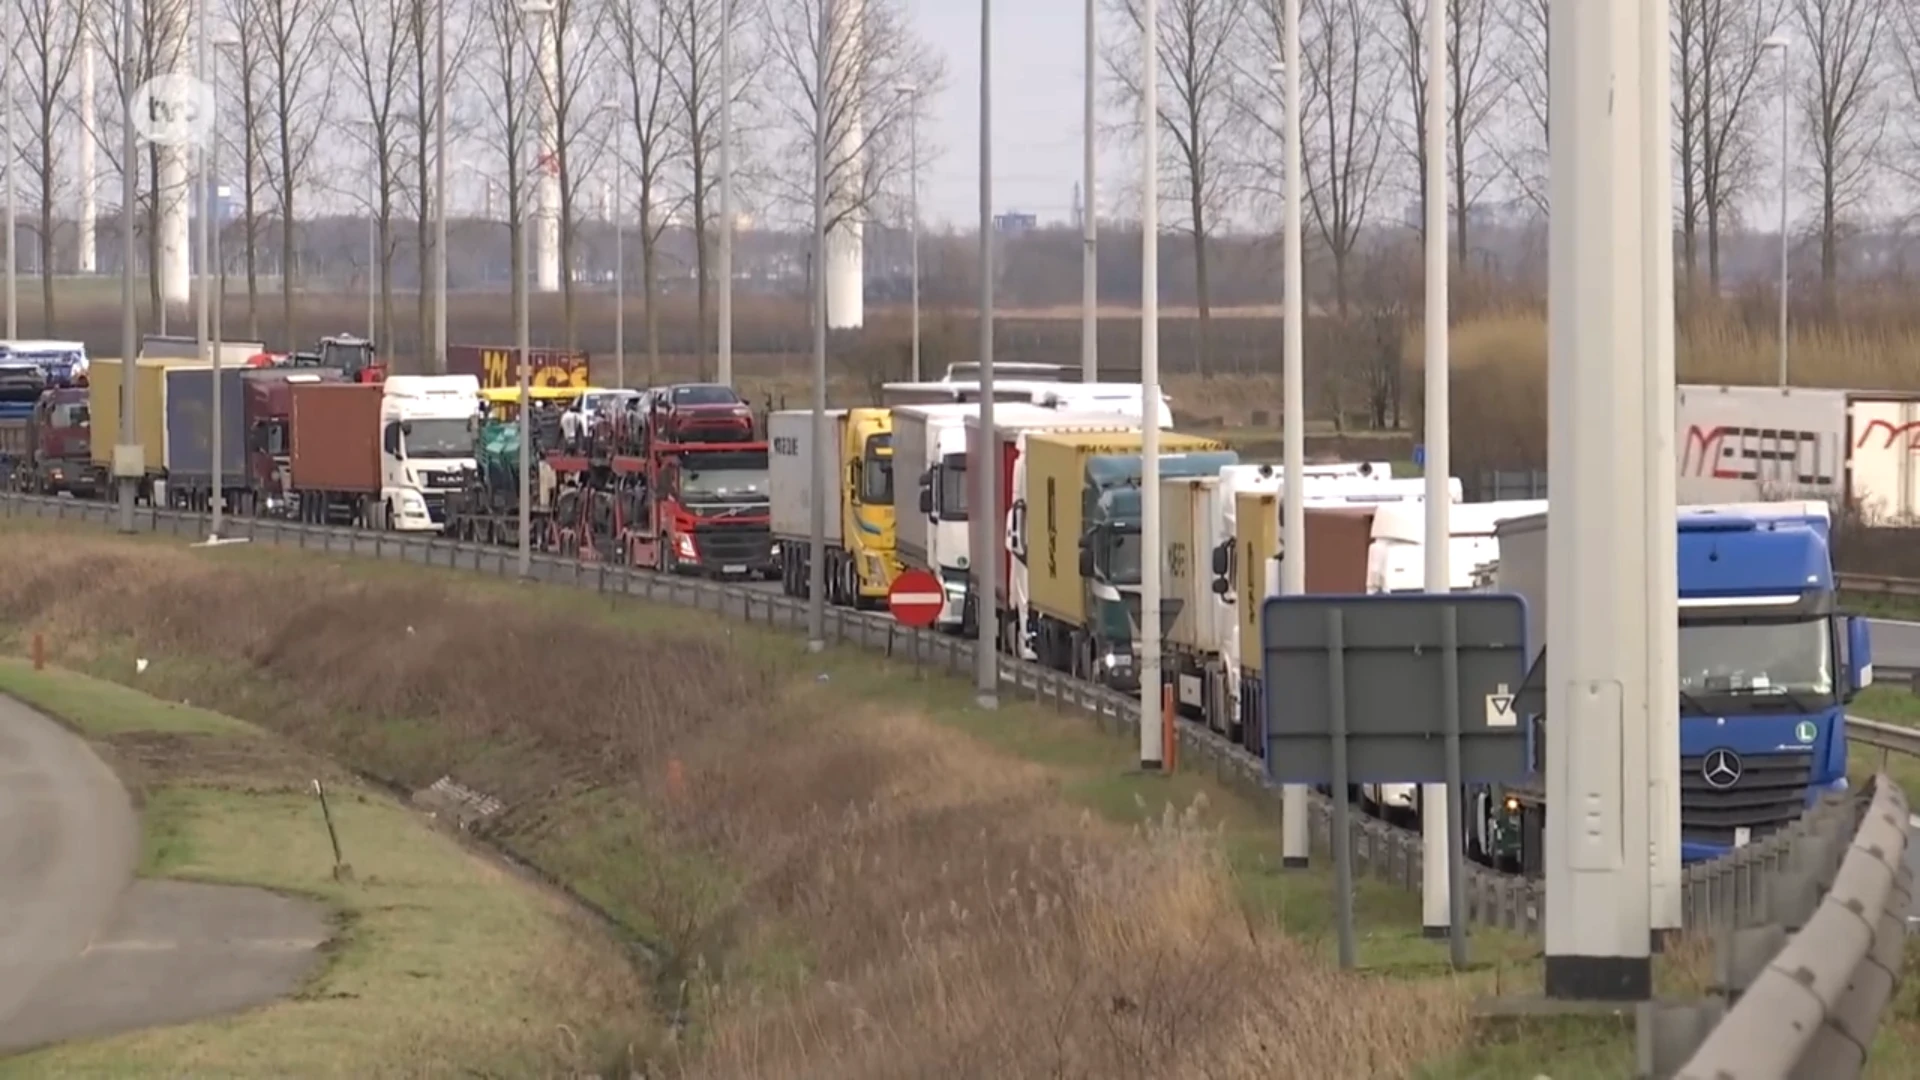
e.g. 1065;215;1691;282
1471;500;1872;875
1672;502;1871;861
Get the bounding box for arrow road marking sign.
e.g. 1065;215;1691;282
1485;683;1516;728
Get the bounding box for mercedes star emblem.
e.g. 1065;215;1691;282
1702;748;1742;790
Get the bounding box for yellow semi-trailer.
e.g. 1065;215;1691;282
88;356;198;501
1021;429;1233;689
768;407;900;608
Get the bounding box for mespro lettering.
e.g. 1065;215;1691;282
1855;419;1920;451
772;436;799;456
1680;424;1836;486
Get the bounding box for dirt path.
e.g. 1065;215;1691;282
0;698;329;1057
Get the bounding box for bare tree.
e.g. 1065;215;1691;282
1883;1;1920;195
475;0;539;343
610;0;684;379
338;0;410;348
1493;0;1547;212
218;0;268;338
759;0;943;261
1793;0;1888;302
89;0;189;324
11;0;86;331
1388;0;1502;259
1673;0;1783;294
1299;0;1388;316
1103;0;1247;375
526;0;606;349
256;0;337;344
666;0;752;376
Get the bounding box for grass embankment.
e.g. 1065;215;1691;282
0;522;1482;1077
0;660;651;1077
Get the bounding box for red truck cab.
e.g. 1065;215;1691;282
243;369;347;514
22;388;103;496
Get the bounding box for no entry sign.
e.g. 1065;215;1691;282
887;568;946;628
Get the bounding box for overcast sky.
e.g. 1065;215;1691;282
908;0;1106;229
900;0;1810;233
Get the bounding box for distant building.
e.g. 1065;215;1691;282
994;211;1037;235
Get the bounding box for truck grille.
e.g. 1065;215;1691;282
1680;748;1813;847
423;493;448;524
693;523;771;567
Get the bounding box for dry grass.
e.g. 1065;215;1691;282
0;531;1474;1078
1441;308;1920;472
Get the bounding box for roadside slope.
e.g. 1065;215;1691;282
0;526;1481;1077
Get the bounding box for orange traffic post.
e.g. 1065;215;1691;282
1162;684;1177;773
31;633;44;671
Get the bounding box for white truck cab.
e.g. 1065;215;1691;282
380;374;482;531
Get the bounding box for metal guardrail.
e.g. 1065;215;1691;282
0;493;1892;943
1850;714;1920;759
1637;774;1912;1080
1839;571;1920;600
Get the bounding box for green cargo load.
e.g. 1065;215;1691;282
475;420;522;492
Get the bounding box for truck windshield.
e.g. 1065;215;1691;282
862;434;893;504
52;402;88;427
1107;528;1143;585
1679;617;1834;703
683;467;768;502
401;418;474;458
937;454;968;520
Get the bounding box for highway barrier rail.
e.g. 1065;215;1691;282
0;493;1906;944
1638;774;1912;1080
1839;571;1920;599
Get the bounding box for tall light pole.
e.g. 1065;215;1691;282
974;3;998;710
1764;35;1790;387
519;0;555;580
1139;0;1162;769
1081;0;1097;382
4;38;16;338
1542;0;1657;1002
433;0;448;372
352;118;377;343
895;83;920;381
116;0;138;533
198;0;216;539
603;101;626;387
1417;0;1461;964
1276;29;1310;870
717;0;733;388
806;0;830;651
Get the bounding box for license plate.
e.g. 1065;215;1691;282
724;564;746;573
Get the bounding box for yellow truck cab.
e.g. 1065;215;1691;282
843;407;900;600
768;405;902;607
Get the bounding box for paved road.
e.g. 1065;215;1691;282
0;698;329;1056
0;697;140;1036
1867;617;1920;674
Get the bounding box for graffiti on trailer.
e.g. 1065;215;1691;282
1680;424;1838;487
1854;419;1920;452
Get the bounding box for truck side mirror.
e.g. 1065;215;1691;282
918;487;933;515
848;460;862;495
1078;548;1094;577
1845;615;1874;699
1210;539;1231;577
1211;577;1231;597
